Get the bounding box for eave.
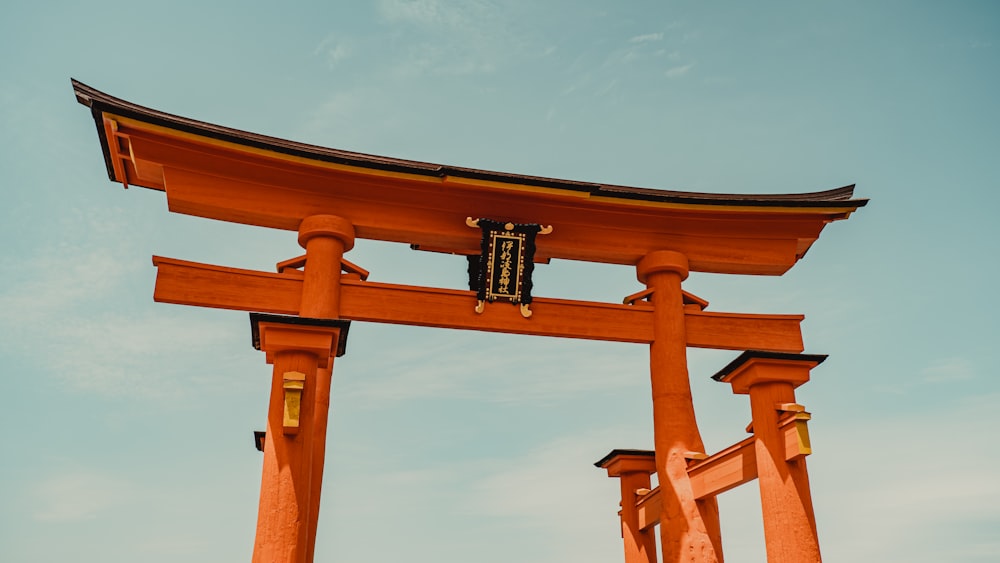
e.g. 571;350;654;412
73;79;867;275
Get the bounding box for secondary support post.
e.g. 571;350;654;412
595;450;658;563
713;351;827;563
636;251;723;563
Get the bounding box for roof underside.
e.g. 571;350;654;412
72;79;867;275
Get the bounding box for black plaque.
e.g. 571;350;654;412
470;219;542;312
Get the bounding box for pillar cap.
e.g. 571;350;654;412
711;350;827;394
298;215;356;251
250;313;352;357
594;449;656;476
636;250;689;283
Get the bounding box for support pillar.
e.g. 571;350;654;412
296;215;355;563
595;450;658;563
636;250;723;563
250;315;350;563
251;214;355;563
298;215;354;318
713;351;827;563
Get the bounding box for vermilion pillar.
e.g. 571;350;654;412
298;215;354;318
296;215;355;562
713;351;826;563
252;214;355;563
637;250;723;563
250;316;349;563
595;450;658;563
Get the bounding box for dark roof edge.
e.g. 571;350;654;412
593;448;656;468
710;350;829;382
249;313;351;357
72;79;868;209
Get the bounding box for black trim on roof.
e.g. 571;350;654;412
710;350;829;382
72;78;868;210
593;448;656;468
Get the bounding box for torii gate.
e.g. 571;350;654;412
73;79;866;563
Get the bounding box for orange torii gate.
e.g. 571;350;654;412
73;79;865;563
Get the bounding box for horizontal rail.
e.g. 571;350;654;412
152;256;803;350
687;436;758;500
637;487;662;531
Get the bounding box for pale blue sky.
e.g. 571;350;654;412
1;1;998;562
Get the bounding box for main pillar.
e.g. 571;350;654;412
296;215;355;562
252;215;355;563
251;315;349;563
637;251;723;563
714;351;825;563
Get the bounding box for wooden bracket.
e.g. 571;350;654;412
780;411;812;460
623;288;655;306
465;217;553;234
474;300;532;318
776;402;806;412
276;254;307;273
276;254;370;280
282;371;306;434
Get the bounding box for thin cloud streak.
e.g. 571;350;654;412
629;32;664;43
33;470;138;522
666;62;695;78
314;34;352;67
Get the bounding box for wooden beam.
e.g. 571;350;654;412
157;163;811;274
687;436;758;500
339;278;654;342
153;256;653;342
686;311;804;353
632;422;813;524
153;256;302;314
636;487;662;532
152;256;803;350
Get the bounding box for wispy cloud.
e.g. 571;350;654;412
816;398;1000;560
920;356;975;383
377;0;449;26
872;355;979;396
33;470;138;522
377;0;496;30
595;78;619;97
49;312;242;398
0;208;257;399
392;43;497;77
314;34;352;67
629;32;663;44
373;0;526;77
467;432;625;561
298;90;366;138
665;62;696;78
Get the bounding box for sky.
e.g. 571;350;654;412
1;1;998;562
